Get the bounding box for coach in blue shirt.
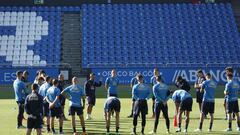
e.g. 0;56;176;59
224;73;240;132
13;70;27;128
105;69;119;97
62;77;87;135
195;73;217;132
46;79;63;134
132;74;151;135
172;89;193;133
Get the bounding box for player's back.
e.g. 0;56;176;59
39;82;51;97
202;80;217;102
153;83;169;102
225;80;239;102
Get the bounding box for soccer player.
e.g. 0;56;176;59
195;73;217;132
105;69;119;97
58;74;68;121
61;77;87;135
149;76;171;134
224;73;240;132
34;70;46;84
194;70;206;112
104;96;121;134
150;68;164;118
22;70;31;95
172;89;193;133
38;76;52;132
84;73;102;120
25;83;43;135
128;74;139;118
131;74;151;135
13;70;27;129
224;67;235;120
175;76;191;92
45;79;64;134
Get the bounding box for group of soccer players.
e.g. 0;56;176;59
13;67;240;135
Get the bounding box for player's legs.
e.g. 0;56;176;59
162;105;170;131
141;113;146;134
177;110;183;131
50;117;55;133
58;114;63;133
79;114;86;134
115;111;120;133
209;113;214;130
133;101;140;134
224;98;227;119
26;128;32;135
234;112;240;129
128;100;135;118
227;113;233;130
185;111;190;131
71;115;76;133
140;100;148;134
106;111;111;133
36;129;42;135
46;116;50;132
17;101;24;127
87;104;93;115
153;103;160;133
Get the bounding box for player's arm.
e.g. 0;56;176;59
146;86;151;100
132;86;137;100
49;96;59;109
81;88;86;109
224;83;229;95
200;81;205;93
105;78;109;91
95;77;103;87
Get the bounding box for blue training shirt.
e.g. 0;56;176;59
132;83;151;100
39;82;51;97
105;76;119;95
46;86;61;108
153;82;170;103
202;80;217;102
13;79;26;101
225;80;239;102
131;77;138;87
172;89;192;102
63;84;85;107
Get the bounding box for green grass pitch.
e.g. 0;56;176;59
0;99;240;135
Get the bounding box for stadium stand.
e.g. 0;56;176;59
82;3;240;68
0;6;62;67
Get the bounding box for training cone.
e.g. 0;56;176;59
173;115;177;127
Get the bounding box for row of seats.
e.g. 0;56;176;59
82;3;240;68
0;6;81;12
0;7;62;67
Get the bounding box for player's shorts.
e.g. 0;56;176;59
43;102;49;117
105;98;121;112
87;96;96;106
226;100;239;113
154;102;168;116
223;96;227;106
201;101;215;115
133;99;148;116
180;97;193;112
50;107;63;118
27;116;42;129
109;93;118;97
69;106;83;116
196;90;203;103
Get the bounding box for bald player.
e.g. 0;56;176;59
62;77;87;135
105;69;119;97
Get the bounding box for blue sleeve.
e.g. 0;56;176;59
105;78;110;85
225;83;230;93
172;92;177;102
150;77;153;85
80;86;85;96
130;78;135;86
56;89;61;97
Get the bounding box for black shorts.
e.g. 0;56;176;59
155;102;168;117
27;117;42;129
109;93;118;97
226;101;239;113
87;96;96;106
105;99;121;112
69;106;83;116
201;101;215;115
196;90;203;103
180;98;193;112
133;100;148;116
43;102;49;117
50;107;63;118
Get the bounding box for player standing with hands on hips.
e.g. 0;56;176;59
105;69;119;97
